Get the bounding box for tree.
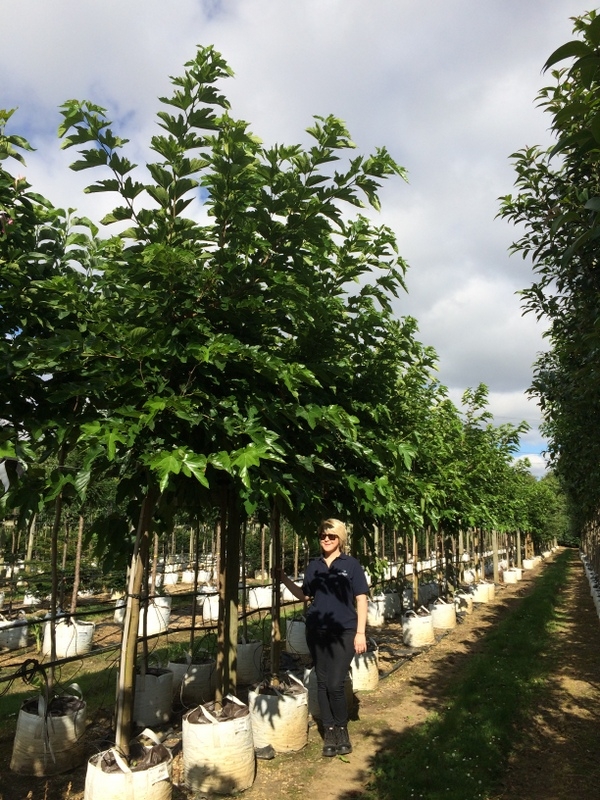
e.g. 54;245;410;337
2;44;420;750
499;10;600;535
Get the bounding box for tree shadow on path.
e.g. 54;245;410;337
335;550;599;800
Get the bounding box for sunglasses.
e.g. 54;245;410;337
319;533;338;541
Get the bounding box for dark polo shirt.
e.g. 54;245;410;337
302;553;369;633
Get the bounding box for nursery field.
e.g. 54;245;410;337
239;549;600;800
1;549;598;800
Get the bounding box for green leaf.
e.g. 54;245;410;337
543;40;592;71
588;15;600;46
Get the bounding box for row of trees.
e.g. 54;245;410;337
500;10;600;538
1;46;565;751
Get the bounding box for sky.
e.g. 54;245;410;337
2;0;596;478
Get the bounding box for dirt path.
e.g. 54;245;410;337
3;550;600;800
217;551;600;800
494;553;600;800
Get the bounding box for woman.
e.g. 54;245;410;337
279;518;369;757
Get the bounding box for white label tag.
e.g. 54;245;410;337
150;762;170;784
233;717;250;733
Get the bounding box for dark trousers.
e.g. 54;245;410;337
306;627;355;727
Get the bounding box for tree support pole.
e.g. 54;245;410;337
270;503;282;683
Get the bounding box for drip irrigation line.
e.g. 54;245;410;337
0;641;121;686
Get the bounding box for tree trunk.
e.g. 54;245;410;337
436;528;443;597
69;515;84;616
492;529;499;584
261;523;266;581
49;490;64;691
150;532;159;595
60;518;70;610
412;531;419;602
270;503;282;682
190;521;201;656
450;532;457;591
293;532;299;580
114;490;157;756
241;519;248;642
214;517;221;586
215;484;241;700
25;514;37;571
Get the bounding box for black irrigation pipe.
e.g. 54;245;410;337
379;652;418;679
0;599;303;686
0;642;122;687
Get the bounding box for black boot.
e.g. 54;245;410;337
335;725;352;755
322;725;337;757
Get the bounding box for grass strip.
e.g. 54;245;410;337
365;550;572;800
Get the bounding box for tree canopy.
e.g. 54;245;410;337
500;10;600;535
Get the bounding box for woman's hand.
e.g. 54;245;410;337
354;631;367;654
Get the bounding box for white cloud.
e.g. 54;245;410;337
412;274;548;392
515;454;549;480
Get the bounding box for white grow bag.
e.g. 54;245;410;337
197;569;211;584
285;618;310;655
199;593;220;623
249;674;308;753
84;729;172;800
402;609;435;647
281;580;303;603
383;590;401;619
454;592;474;615
114;597;171;636
417;582;439;606
462;568;476;585
133;668;172;727
247;586;272;610
183;695;255;795
367;596;385;627
503;568;520;585
139;596;172;636
11;688;87;776
236;640;264;686
0;614;28;650
23;592;40;607
350;641;379;691
472;582;494;603
42;618;95;659
168;656;216;707
430;598;457;630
